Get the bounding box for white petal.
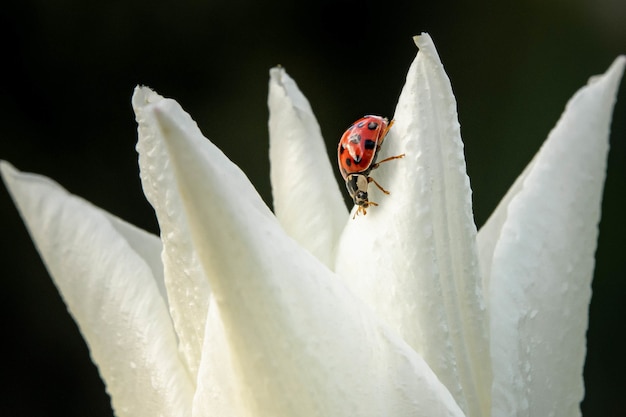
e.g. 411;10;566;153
133;86;212;380
488;57;625;417
191;295;241;417
143;97;466;417
477;158;536;294
335;33;490;417
0;162;194;417
106;212;169;307
268;67;348;267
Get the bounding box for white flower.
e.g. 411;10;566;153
1;33;623;417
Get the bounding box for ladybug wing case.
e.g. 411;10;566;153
337;116;385;178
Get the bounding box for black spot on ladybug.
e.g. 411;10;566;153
345;158;352;167
339;146;346;155
367;122;378;130
354;155;362;163
357;121;365;128
364;139;376;150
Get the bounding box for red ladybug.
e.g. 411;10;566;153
338;115;405;217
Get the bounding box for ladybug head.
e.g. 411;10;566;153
346;174;369;207
346;174;380;217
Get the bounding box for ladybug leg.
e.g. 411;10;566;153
368;177;390;195
370;153;406;170
353;201;378;219
353;206;365;219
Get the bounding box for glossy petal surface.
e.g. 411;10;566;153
141;95;466;417
487;57;625;417
0;162;194;417
2;31;623;417
336;34;490;417
268;67;348;267
134;87;212;379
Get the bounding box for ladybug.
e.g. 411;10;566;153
338;115;405;217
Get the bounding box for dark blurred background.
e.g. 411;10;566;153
0;0;624;416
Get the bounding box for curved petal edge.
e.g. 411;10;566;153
143;96;467;417
336;33;491;417
0;161;194;417
488;56;625;417
268;67;348;268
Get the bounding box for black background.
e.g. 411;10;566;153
1;1;624;416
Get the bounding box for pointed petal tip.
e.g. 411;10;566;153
411;33;443;65
268;65;296;94
1;162;41;192
1;163;69;207
0;159;15;178
138;91;182;131
586;55;625;89
268;66;313;116
413;32;433;48
612;54;625;68
602;55;625;84
269;65;286;82
0;160;19;197
131;85;163;111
